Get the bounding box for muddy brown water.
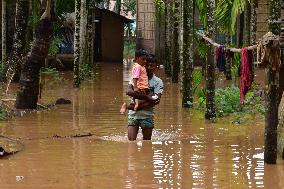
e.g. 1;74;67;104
0;63;283;189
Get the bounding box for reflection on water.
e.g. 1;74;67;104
0;63;283;189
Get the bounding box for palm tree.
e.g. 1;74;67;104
204;0;216;120
15;0;55;109
264;0;281;164
2;0;7;66
5;0;30;85
244;1;251;46
80;0;88;65
171;0;180;83
164;0;172;77
182;0;194;107
74;0;80;88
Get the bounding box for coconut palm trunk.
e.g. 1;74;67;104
205;0;216;120
264;0;281;164
15;0;54;109
87;8;94;65
5;0;29;85
164;1;172;77
244;0;251;46
74;0;81;88
80;0;88;65
182;0;194;107
2;0;7;66
250;0;258;45
225;35;232;80
171;0;180;83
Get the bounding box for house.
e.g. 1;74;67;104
91;7;133;62
57;7;133;64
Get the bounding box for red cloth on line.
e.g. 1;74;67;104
240;48;253;104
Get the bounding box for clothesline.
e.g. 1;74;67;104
196;32;258;52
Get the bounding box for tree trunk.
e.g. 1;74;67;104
74;0;81;88
87;8;94;65
171;0;180;83
5;0;30;83
80;0;88;65
182;0;194;107
205;0;216;120
15;0;54;109
164;2;171;77
225;35;232;80
264;0;281;164
244;1;251;46
251;0;258;45
237;13;244;47
2;0;7;65
155;4;161;60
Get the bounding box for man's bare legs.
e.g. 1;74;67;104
128;126;153;141
142;127;153;140
128;126;139;141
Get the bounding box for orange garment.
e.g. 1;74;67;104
132;63;148;90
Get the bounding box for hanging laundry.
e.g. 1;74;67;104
216;45;226;72
240;48;253;104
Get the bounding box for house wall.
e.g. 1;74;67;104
100;11;124;62
136;0;155;53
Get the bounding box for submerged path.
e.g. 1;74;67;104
0;62;283;188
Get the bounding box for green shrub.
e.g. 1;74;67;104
0;109;6;121
196;85;265;118
79;63;94;81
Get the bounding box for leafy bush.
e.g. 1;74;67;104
79;63;94;81
48;37;61;56
124;40;136;58
41;67;63;83
0;109;5;121
196;85;265;118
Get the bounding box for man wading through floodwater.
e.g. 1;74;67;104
124;53;164;141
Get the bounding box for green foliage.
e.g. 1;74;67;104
195;37;208;59
79;63;94;81
231;53;240;79
196;85;265;119
155;0;165;14
0;109;6;121
195;0;207;28
215;0;248;34
192;69;203;95
48;36;61;56
124;40;136;58
41;67;63;83
123;0;136;16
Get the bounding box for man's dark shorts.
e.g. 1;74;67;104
128;116;154;128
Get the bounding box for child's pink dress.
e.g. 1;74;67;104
132;63;148;91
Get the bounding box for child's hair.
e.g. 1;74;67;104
135;49;148;58
146;54;158;64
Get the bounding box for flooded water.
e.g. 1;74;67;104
0;63;283;189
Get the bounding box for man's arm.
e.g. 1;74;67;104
126;84;154;102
